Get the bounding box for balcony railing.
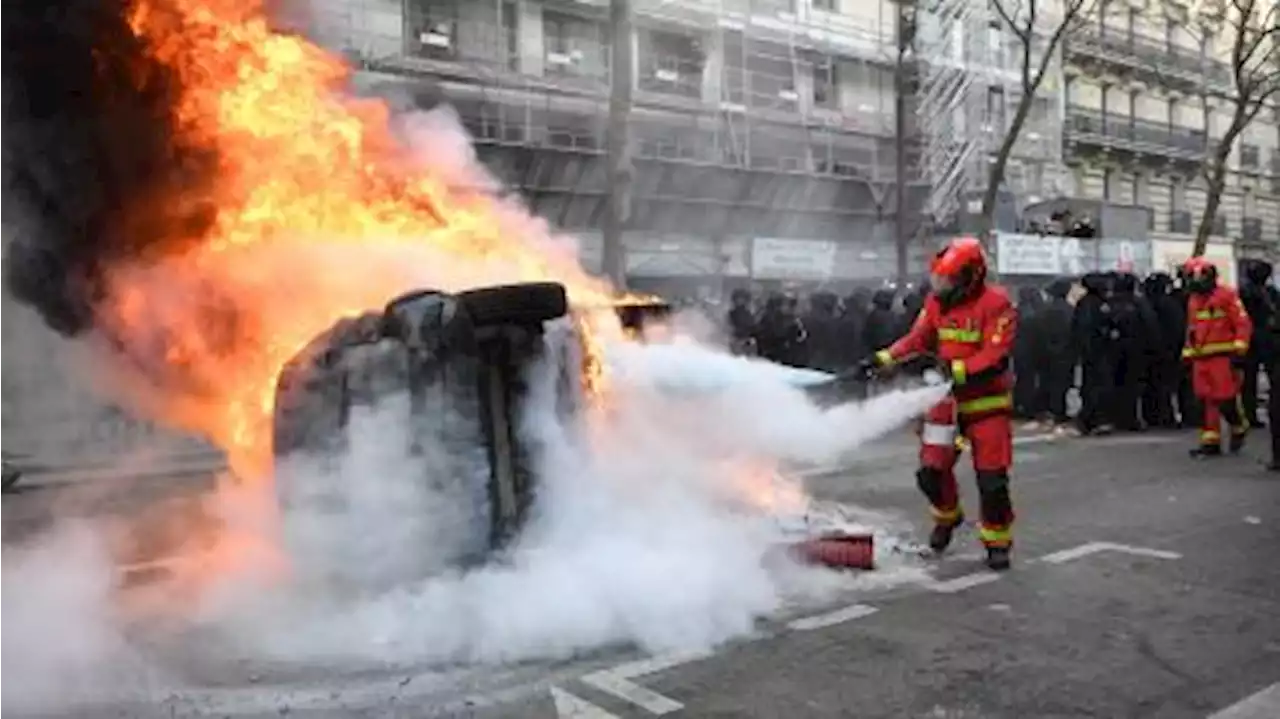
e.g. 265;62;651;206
1066;106;1207;161
1066;25;1233;88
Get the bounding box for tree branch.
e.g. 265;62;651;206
992;0;1030;44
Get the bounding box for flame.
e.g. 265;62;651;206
105;0;633;481
724;461;810;516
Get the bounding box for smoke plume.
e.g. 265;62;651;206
2;0;218;335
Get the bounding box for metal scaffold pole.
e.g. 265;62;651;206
603;0;635;288
894;1;915;286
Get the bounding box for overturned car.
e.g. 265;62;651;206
271;282;672;580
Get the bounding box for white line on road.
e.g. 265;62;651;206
924;571;1002;593
1038;541;1183;565
581;650;711;715
551;686;621;719
788;603;879;631
1207;682;1280;719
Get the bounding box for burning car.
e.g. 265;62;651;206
271;282;677;578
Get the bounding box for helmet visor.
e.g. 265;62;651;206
929;272;955;294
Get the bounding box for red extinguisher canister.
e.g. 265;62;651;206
789;532;876;570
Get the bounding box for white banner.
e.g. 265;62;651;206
996;233;1063;276
997;233;1150;276
1151;239;1237;286
751;238;837;280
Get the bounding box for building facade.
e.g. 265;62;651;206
1060;0;1280;264
298;0;1065;285
303;0;1276;281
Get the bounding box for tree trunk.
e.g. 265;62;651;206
602;0;634;288
979;92;1037;240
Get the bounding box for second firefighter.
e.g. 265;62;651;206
1181;257;1252;457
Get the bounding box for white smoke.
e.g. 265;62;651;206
190;328;946;661
0;525;170;714
1;105;950;712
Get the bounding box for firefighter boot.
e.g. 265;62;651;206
985;544;1012;571
916;467;962;554
928;514;964;554
1229;429;1247;454
1189;444;1223;458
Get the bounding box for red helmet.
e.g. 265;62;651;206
930;236;988;304
1182;256;1218;294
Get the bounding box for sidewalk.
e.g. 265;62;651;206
9;448;225;489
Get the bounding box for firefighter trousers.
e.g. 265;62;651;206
1199;395;1248;448
915;398;1015;549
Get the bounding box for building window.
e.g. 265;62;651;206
543;11;608;80
746;40;798;111
985;86;1006;132
411;0;459;60
752;0;796;14
812;0;838;11
1241;143;1260;169
1103;168;1116;200
639;29;704;99
812;56;838;109
501;1;518;71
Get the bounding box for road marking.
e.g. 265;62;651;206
788;603;879;631
551;686;621;719
1207;681;1280;719
1038;541;1183;565
581;651;710;715
924;571;1002;593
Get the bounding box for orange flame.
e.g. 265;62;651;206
106;0;627;480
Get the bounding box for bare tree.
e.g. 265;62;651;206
983;0;1096;237
1184;0;1279;256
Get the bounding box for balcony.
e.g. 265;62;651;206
1065;106;1207;165
1064;25;1232;92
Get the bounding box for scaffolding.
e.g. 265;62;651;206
907;0;1068;226
310;0;903;181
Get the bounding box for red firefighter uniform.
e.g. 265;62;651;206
870;237;1018;570
1181;257;1251;455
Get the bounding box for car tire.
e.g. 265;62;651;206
458;282;568;326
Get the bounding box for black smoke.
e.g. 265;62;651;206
2;0;219;336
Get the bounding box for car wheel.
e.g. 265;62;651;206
458;282;568;326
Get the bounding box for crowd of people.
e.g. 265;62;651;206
719;261;1280;460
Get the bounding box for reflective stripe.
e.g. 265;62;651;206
951;359;967;386
931;505;963;523
937;328;982;343
1194;309;1227;320
1200;430;1221;442
1185;341;1246;358
956;393;1013;414
921;422;956;446
979;525;1012;547
875;349;894;366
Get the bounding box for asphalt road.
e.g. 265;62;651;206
5;428;1280;718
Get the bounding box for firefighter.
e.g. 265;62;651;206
858;237;1018;570
1181;257;1252;457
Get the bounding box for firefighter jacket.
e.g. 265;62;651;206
1183;285;1252;401
875;285;1018;416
